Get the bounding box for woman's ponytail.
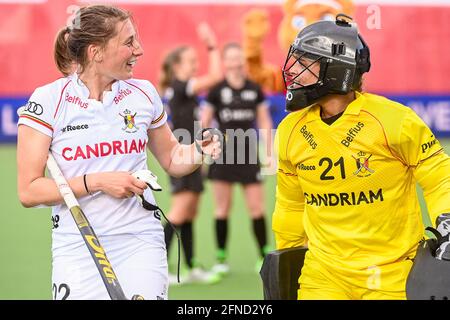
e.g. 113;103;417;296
54;27;73;76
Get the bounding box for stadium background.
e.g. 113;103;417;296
0;0;449;299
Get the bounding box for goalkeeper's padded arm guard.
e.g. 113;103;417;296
260;246;308;300
406;238;450;300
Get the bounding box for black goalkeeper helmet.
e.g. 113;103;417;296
283;14;371;112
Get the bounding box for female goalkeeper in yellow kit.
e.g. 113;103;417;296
273;14;450;300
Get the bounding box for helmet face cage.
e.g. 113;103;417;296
282;46;323;91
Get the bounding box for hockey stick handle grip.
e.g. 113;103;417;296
46;153;79;209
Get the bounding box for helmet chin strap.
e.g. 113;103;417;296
285;81;332;112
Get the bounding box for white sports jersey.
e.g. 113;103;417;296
18;73;168;251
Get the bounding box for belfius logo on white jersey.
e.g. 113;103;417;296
65;93;89;109
119;109;139;133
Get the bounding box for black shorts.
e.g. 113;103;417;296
169;168;204;194
207;162;262;185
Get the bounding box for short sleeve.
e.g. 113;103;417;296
205;85;219;109
172;79;190;98
17;86;56;137
147;82;168;129
255;84;265;105
396;109;443;166
186;79;195;97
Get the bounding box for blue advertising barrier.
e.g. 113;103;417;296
387;95;450;138
265;94;450;138
1;94;449;143
0;97;28;143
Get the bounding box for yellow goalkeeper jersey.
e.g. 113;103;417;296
273;92;450;271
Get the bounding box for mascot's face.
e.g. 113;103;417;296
243;9;270;40
242;9;270;59
278;0;354;52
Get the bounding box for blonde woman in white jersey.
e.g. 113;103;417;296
16;5;220;300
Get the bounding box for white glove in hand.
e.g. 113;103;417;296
132;170;162;212
132;169;162;191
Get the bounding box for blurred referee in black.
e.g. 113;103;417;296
201;43;273;280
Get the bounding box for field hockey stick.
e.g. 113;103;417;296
47;152;143;300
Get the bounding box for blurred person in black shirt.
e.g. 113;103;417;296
159;23;223;284
201;43;273;280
